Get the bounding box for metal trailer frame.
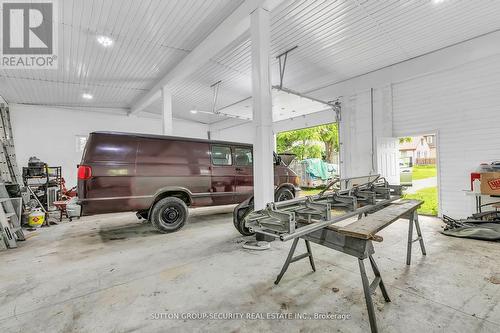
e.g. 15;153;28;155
245;175;401;239
244;175;427;333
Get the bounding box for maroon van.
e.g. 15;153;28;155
77;132;300;233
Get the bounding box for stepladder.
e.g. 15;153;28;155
0;184;24;249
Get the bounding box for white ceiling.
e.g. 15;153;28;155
0;0;244;109
1;0;500;124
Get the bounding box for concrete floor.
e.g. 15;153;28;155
1;207;500;333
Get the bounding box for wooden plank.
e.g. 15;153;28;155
337;200;422;241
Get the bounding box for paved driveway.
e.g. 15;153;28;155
405;176;437;194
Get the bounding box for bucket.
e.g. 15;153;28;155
28;209;45;227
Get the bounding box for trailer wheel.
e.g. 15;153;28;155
150;197;188;233
234;206;254;236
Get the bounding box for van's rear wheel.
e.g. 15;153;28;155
150;197;188;233
275;187;294;202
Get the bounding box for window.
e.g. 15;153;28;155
76;135;88;153
211;145;232;165
234;147;252;166
426;136;434;144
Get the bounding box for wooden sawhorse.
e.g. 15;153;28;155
274;200;426;333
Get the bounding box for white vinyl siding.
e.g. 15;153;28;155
392;54;500;218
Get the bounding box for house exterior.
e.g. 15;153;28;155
424;135;437;158
399;135;435;165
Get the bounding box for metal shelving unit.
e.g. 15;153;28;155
22;165;62;212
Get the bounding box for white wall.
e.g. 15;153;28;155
307;31;500;218
392;54;500;218
340;53;500;219
9;104;208;187
210;120;254;143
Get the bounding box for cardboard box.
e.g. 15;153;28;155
480;172;500;195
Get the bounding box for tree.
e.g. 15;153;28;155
276;123;339;162
315;123;339;163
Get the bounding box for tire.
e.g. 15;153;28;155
233;205;254;236
275;187;294;202
150;197;188;233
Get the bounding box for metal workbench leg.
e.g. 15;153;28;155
304;240;316;272
275;238;299;285
407;210;427;265
414;212;427;256
406;212;414;265
358;258;378;333
275;238;316;285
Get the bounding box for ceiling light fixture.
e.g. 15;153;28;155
82;93;93;100
97;35;113;47
190;110;198;114
432;0;447;4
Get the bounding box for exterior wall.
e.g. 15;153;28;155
393;54;500;217
414;138;430;159
9;104;208;187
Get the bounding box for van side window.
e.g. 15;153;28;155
211;145;232;165
234;147;252;166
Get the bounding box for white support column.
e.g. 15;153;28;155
251;7;274;210
162;86;173;135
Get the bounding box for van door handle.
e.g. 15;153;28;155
235;167;243;171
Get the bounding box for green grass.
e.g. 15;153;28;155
403;186;438;216
411;164;437;180
300;188;323;196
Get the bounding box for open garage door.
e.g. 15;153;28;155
377;137;400;185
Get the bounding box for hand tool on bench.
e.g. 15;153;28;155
244;176;426;333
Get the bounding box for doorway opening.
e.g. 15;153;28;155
276;123;339;196
398;134;439;216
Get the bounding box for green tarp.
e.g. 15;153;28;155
303;158;330;180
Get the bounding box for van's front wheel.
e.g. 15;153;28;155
150;197;188;233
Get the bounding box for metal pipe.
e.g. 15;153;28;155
272;85;333;107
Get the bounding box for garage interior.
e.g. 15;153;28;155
1;1;500;332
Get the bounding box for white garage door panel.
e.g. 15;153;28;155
392;54;500;218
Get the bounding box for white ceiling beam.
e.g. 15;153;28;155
129;0;285;115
